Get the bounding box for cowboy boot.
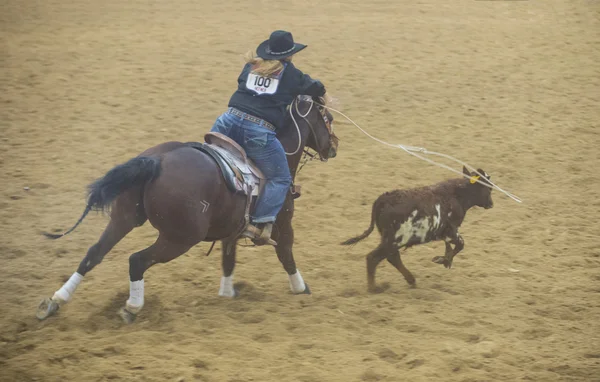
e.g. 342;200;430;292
255;223;275;246
242;223;277;246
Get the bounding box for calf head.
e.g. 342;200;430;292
462;166;494;209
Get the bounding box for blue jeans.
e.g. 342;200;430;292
210;109;292;224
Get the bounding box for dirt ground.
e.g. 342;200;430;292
2;0;599;381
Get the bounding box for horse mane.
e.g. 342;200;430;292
297;94;328;106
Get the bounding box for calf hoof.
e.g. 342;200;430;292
432;256;446;265
432;256;453;269
36;298;60;320
368;282;390;294
118;307;137;324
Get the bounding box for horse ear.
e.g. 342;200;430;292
462;166;470;176
477;168;491;179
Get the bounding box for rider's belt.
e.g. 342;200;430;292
228;108;276;132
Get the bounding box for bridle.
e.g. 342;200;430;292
285;96;336;164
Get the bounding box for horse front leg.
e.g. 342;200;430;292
273;197;311;295
218;239;239;297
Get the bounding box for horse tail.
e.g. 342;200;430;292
43;156;162;239
341;198;381;246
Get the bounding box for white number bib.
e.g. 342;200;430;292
246;74;279;95
245;63;287;96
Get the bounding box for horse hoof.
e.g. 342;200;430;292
218;289;239;298
36;298;60;320
118;307;137;324
300;283;311;295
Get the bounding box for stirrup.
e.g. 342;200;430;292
242;224;277;246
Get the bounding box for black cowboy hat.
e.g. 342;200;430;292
256;30;307;60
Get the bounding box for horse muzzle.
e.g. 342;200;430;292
328;147;337;159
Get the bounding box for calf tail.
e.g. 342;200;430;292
341;199;381;246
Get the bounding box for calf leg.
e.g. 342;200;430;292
366;243;389;292
445;233;464;268
386;248;416;286
432;233;465;269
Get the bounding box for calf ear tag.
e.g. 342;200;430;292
469;175;480;184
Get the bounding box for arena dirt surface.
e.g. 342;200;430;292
2;0;599;381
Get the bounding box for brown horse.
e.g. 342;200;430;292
36;95;338;323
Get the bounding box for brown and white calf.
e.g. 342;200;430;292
342;166;494;292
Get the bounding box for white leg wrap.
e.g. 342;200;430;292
289;270;306;294
126;280;144;313
218;275;236;297
52;272;84;303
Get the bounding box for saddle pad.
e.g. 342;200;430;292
209;145;261;196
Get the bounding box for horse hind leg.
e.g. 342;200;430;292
118;235;192;324
37;192;144;321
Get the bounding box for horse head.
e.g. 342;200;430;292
291;95;339;161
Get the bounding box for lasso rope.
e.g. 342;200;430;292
285;97;313;156
315;102;523;204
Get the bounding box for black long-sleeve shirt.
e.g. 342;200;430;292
228;61;325;129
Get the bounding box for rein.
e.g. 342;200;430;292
285;97;310;156
296;150;318;176
285;96;332;162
